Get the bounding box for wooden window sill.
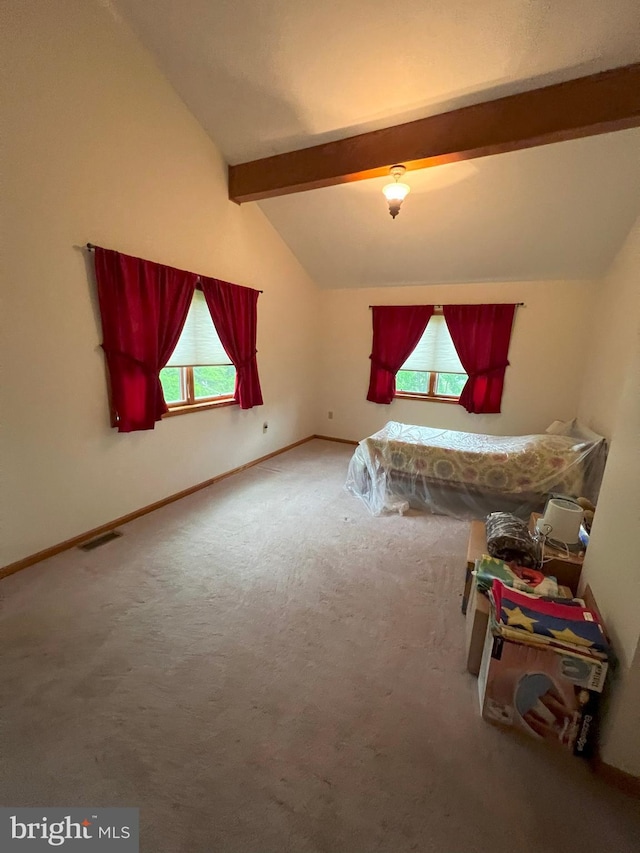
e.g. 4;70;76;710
162;398;237;418
395;393;460;405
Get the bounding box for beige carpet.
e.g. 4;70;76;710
1;439;638;852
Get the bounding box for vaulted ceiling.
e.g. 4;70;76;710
115;0;640;287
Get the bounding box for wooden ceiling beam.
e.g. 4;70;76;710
228;63;640;203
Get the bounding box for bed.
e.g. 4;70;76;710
345;421;606;519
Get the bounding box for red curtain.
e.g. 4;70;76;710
443;304;516;414
200;277;263;409
94;248;196;432
367;305;435;404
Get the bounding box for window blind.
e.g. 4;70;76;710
166;290;231;367
401;314;465;373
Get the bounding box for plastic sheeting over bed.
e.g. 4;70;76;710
345;421;606;519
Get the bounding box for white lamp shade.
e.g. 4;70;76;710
538;499;583;545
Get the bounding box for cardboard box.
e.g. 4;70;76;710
465;582;491;675
478;626;606;757
462;520;487;614
466;581;573;676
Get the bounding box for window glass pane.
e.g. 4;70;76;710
396;370;430;394
160;367;184;403
435;372;467;396
193;365;236;399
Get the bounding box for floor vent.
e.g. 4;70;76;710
79;530;123;551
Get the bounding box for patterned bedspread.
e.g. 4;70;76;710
362;421;591;496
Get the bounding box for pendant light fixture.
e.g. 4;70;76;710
382;165;411;218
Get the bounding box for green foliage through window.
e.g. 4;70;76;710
396;370;429;394
159;365;236;408
435;373;467;397
194;366;235;399
160;367;184;403
396;370;467;399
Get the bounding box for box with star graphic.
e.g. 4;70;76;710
489;579;609;661
478;627;607;757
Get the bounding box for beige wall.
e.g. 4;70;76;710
1;0;320;566
577;218;640;775
317;280;596;441
578;217;640;439
601;645;640;777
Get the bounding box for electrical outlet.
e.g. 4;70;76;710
328;411;334;420
263;421;268;433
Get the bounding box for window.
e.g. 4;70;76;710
395;313;467;402
160;290;236;413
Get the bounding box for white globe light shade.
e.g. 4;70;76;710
382;181;411;202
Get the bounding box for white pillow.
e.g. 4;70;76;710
545;418;604;444
571;420;605;444
545;419;573;436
